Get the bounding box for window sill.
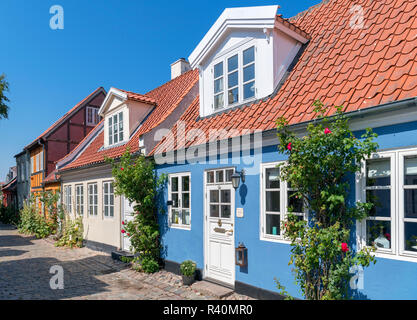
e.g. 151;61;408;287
260;235;291;245
209;97;258;118
372;250;417;263
170;224;191;231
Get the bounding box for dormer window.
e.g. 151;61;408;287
108;111;124;146
188;5;309;118
212;46;256;112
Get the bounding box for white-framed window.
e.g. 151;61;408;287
86;106;100;126
260;162;306;242
168;173;191;229
358;148;417;261
212;45;256;112
103;181;114;218
88;183;98;216
63;185;72;214
206;168;234;185
38;151;43;171
108;111;124;146
75;184;84;216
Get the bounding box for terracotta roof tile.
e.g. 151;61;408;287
150;0;417;155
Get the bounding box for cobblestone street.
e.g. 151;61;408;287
0;224;252;300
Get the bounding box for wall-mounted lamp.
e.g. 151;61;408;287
235;242;248;267
231;169;245;189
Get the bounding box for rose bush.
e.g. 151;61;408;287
275;101;378;300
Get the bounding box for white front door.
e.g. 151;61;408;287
122;196;135;252
205;183;235;285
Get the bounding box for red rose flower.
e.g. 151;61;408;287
341;242;349;253
324;128;332;134
122;221;125;225
127;233;130;237
287;142;292;151
385;233;391;241
121;229;126;234
121;167;124;171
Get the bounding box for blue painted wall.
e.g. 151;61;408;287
156;120;417;300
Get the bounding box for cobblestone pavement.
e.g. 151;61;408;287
0;224;253;300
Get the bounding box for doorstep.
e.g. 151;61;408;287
191;280;234;299
111;250;134;261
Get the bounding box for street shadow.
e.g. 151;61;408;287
0;255;129;300
0;235;35;248
0;223;18;231
0;248;28;257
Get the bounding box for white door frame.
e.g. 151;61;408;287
203;168;236;286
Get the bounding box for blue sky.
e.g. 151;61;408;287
0;0;320;180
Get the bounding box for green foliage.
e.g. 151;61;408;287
275;102;378;300
120;256;134;264
0;74;9;120
180;260;197;277
18;197;56;239
0;204;20;225
55;216;84;248
107;149;167;273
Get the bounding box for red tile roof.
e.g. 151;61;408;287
24;87;105;150
151;0;417;155
117;89;157;105
60;69;199;171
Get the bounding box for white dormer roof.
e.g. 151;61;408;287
98;87;128;116
188;5;279;69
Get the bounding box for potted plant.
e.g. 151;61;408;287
180;260;196;286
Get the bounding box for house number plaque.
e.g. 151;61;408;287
236;208;244;218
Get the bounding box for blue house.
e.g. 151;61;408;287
149;1;417;299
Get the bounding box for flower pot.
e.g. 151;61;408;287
182;274;195;286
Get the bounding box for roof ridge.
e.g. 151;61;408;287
289;0;331;22
146;68;197;96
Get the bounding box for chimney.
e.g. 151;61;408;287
171;58;191;79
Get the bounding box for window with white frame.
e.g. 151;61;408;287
64;185;72;214
75;184;84;216
169;173;191;228
103;181;114;218
212;46;256;112
260;162;306;241
88;183;98;216
108;111;124;146
359;150;417;259
86;106;100;126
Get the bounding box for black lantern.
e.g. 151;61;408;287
235;242;248;267
231;169;245;189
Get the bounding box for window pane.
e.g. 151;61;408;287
104;206;108;217
172;193;179;208
405;156;417;185
288;191;303;213
214;62;223;78
216;170;224;183
404;222;417;252
210;190;219;203
404;189;417;218
182;176;190;192
228;88;239;105
228;55;238;72
110;206;114;217
366;220;391;248
228;71;238;88
225;169;233;182
266;168;280;189
366;159;391;186
207;171;214;183
182;193;190;208
210;204;219;217
171;177;178;192
182;210;190;225
214;93;224;109
172;209;179;224
266;214;280;236
266;191;280;212
221;190;231;203
243;47;255;65
243;64;255;82
221;205;231;219
244;81;255;99
214;78;223;94
104;194;108;206
367;189;390;217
